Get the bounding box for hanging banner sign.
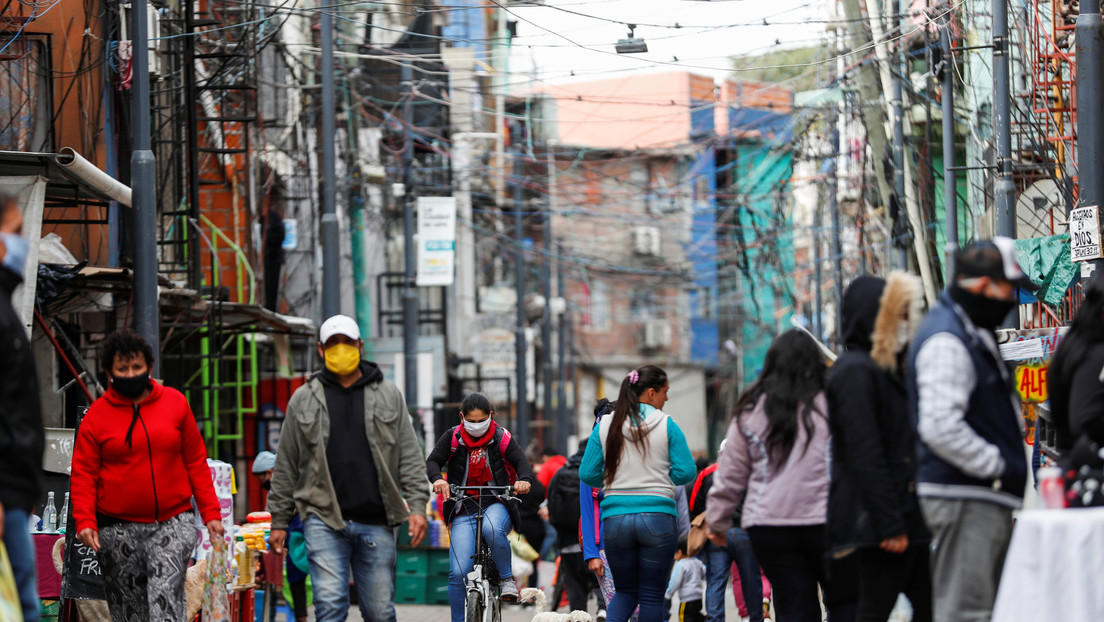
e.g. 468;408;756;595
416;196;457;286
1070;205;1103;261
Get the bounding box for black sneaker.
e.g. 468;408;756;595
500;578;518;602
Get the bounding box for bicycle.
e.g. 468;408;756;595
448;484;519;622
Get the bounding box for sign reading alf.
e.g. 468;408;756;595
1070;205;1103;261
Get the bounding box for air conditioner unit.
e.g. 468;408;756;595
121;4;162;76
643;320;672;349
632;226;661;256
148;5;161;77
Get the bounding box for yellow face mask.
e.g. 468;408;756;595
324;343;361;375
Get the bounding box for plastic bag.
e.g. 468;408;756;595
0;541;24;622
201;533;231;622
508;531;539;562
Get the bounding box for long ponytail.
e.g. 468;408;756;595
604;365;668;486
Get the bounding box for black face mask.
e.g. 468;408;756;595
950;285;1016;331
261;480;272;491
112;372;151;400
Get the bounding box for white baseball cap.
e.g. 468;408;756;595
319;314;361;344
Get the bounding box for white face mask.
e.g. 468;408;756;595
896;321;910;353
463;418;492;437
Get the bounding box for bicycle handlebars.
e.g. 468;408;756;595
449;484;520;502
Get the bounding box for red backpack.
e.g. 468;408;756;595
449;426;518;484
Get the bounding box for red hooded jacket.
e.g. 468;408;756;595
70;381;221;532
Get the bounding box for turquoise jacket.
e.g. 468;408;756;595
580;404;697;518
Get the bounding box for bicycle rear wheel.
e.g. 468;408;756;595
465;590;483;622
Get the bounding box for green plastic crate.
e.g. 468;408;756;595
397;526;413;546
396;548;428;575
426;575;450;605
428;547;451;577
395;573;426;603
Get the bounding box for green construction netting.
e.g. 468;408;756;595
1014;233;1078;307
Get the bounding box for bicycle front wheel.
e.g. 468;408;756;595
465;589;483;622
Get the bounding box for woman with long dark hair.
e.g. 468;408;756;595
1049;276;1104;465
580;365;697;622
704;330;834;622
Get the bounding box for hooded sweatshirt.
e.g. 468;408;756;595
317;360;388;524
70;381;221;532
666;556;707;601
580;403;697;519
0;267;44;513
826;274;929;556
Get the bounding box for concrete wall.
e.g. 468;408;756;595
573;364;708;455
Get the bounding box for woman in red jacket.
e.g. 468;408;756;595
71;329;224;620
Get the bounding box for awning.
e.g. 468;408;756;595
43;266;316;337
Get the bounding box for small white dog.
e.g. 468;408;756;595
519;587;593;622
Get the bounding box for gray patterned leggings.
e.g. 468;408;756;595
98;510;198;622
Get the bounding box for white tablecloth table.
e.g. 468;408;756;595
992;507;1104;621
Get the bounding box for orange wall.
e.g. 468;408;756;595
9;0;111;264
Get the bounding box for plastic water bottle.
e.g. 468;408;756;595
59;492;70;533
44;492;58;532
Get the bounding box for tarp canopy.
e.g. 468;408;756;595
1015;233;1078;307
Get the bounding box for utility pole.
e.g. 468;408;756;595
513;148;529;447
556;246;568;446
320;7;340;319
814;198;823;340
401;64;419;405
1077;0;1104;275
131;0;160;374
892;0;910;270
830;127;844;339
839;0;895;241
541;150;555;451
993;0;1016;242
941;17;959;275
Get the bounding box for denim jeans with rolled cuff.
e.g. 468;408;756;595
303;515;398;622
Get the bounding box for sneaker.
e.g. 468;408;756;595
500;578;518;602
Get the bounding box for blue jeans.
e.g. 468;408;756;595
703;528;764;622
3;507;38;622
448;502;514;622
603;512;678;622
303;515;397;622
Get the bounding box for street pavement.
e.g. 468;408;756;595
270;559;916;621
274;559;742;621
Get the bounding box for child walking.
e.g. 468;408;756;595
666;536;706;622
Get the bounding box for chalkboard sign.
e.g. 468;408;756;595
61;409;106;601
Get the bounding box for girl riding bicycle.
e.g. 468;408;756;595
426;393;534;622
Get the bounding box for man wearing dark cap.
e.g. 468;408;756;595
905;237;1033;622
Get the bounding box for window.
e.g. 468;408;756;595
630;290;659;321
0;36;52;151
584;279;611;331
694;286;715;320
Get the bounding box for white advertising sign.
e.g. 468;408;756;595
416;196;457;286
1070;205;1103;261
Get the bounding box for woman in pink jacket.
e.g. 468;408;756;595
704;330;837;622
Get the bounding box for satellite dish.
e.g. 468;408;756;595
1016;179;1065;238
